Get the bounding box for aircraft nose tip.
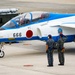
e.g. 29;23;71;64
0;27;5;30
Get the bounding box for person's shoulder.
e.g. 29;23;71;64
52;39;54;41
46;39;49;42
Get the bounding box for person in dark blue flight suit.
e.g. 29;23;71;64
57;34;67;66
46;34;55;67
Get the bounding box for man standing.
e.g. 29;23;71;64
46;34;54;67
57;34;66;66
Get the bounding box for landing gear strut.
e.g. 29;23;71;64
0;43;5;58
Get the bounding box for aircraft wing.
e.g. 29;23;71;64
51;22;75;35
60;23;75;28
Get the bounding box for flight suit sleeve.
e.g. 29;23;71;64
63;36;67;42
46;41;48;53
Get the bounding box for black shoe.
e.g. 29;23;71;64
47;65;53;67
58;64;64;66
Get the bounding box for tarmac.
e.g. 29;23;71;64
0;0;75;13
0;0;75;75
0;40;75;75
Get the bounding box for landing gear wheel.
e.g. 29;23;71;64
0;51;5;58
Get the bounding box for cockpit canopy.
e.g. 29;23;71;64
1;11;50;29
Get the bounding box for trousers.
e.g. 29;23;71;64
58;51;64;64
47;49;53;65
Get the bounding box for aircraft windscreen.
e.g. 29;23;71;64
13;13;31;26
2;21;16;28
1;13;28;29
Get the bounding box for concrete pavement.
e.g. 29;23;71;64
0;41;75;75
0;0;75;13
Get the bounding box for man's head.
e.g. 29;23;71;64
48;34;52;39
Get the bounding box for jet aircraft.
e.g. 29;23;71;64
0;11;75;58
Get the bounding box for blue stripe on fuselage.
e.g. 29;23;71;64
49;13;75;20
0;35;74;43
40;35;75;42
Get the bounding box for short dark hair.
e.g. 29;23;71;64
48;34;52;38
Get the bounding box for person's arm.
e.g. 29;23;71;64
46;45;48;53
63;36;67;42
46;45;48;51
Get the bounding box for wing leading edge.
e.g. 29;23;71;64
60;22;75;28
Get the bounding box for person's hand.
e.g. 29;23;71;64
61;47;65;52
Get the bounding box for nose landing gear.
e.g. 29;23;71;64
0;43;5;58
0;50;5;58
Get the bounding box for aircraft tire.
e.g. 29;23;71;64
0;51;5;58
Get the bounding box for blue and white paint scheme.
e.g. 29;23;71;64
0;11;75;58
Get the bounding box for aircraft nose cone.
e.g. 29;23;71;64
0;27;5;30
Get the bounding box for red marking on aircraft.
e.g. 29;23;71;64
26;30;33;38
